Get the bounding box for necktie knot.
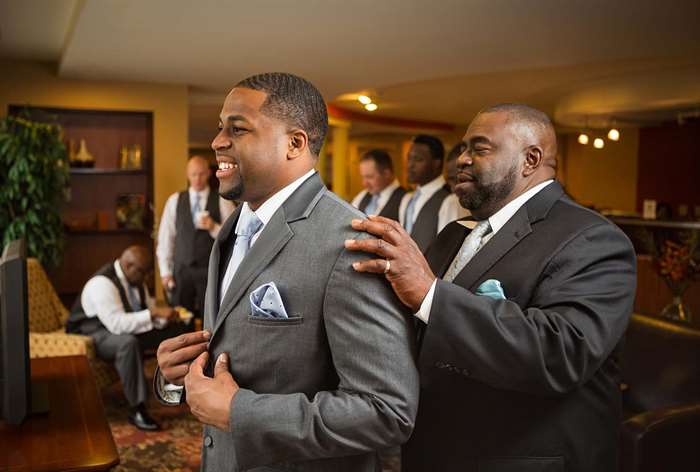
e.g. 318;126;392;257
237;212;263;238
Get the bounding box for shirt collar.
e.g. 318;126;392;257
113;260;129;288
189;186;210;201
237;169;316;229
416;174;446;196
487;180;554;234
377;179;400;201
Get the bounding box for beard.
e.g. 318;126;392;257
219;180;244;201
458;162;518;213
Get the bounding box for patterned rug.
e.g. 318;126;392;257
102;359;400;471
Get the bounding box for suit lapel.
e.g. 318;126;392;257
451;181;564;290
210;173;326;339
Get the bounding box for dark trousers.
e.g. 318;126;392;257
78;319;187;407
172;264;208;318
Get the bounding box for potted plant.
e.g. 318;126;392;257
0;113;69;268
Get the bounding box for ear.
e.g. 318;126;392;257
287;129;309;160
523;145;543;177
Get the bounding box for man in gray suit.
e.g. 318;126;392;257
155;72;419;471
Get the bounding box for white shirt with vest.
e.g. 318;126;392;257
350;179;401;214
157;186;236;278
398;175;469;234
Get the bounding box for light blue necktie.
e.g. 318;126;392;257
126;284;141;311
364;194;380;215
220;210;263;305
403;188;421;233
443;220;492;282
191;193;201;226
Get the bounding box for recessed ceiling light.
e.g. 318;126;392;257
365;103;378;111
358;95;372;105
577;133;589;145
593;138;605;149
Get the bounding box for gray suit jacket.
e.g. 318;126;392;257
201;174;419;471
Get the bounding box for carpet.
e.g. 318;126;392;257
102;360;400;471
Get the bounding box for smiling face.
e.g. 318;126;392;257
454;111;523;219
211;88;294;209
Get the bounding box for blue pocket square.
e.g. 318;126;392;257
475;279;506;300
249;282;289;319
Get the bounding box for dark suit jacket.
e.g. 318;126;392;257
403;182;637;472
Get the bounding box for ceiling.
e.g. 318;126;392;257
2;0;700;140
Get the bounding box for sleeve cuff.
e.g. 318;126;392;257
414;279;437;324
153;366;185;405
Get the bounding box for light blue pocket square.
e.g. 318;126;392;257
249;282;289;319
475;279;506;300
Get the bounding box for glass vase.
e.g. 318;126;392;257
660;295;692;324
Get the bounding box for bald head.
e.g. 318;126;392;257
456;104;558;219
478;103;557;177
119;245;152;286
187;155;211;192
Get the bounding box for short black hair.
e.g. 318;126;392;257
360;149;394;173
446;143;463;162
412;134;444;162
236;72;328;156
479;103;553;134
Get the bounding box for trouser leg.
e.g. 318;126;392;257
90;328;148;407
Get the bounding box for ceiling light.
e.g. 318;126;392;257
607;128;620;141
593;138;605;149
358;95;372;105
577;133;589;145
364;103;378;111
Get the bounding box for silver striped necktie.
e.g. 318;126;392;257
443;220;492;282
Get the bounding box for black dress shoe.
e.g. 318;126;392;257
128;409;161;431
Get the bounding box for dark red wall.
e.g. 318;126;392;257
636;122;700;216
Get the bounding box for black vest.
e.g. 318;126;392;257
409;187;451;253
66;262;146;333
174;190;221;269
358;186;407;222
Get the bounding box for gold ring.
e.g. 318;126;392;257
384;259;391;274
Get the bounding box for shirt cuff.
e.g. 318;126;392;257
414;279;437;324
154;367;185;405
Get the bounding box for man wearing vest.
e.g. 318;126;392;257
157;155;235;319
399;135;468;252
350;149;406;221
67;246;186;430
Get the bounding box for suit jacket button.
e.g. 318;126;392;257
460;368;471;376
204;435;213;447
434;361;446;369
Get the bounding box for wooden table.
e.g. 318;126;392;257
0;355;119;471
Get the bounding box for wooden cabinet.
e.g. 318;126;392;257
9;105;155;307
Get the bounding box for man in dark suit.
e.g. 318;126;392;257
351;149;406;221
154;72;418;471
346;103;637;472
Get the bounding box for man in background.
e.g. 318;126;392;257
66;245;186;431
351;149;406;221
444;142;462;192
399;134;467;251
157;155;235;318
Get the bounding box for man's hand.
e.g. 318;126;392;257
162;275;175;290
185;351;239;431
345;215;436;312
157;330;210;385
151;305;178;322
198;214;217;231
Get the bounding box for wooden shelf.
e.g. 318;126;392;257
69;168;147;175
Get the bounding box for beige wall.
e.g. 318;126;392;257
561;129;639;213
0;60;189;221
0;60;189;297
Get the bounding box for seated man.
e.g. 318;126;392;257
66;245;187;430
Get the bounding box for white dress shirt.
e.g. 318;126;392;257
351;180;401;214
80;260;156;335
415;179;554;324
220;169;317;299
398;175;469;234
157;186;236;278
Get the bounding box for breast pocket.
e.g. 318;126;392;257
247;314;304;326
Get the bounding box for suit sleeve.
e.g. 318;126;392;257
228;241;420;469
421;222;636;396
